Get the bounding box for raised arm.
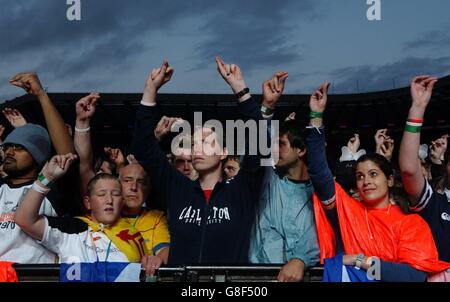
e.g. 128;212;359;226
9;73;75;154
215;57;252;103
2;108;28;128
15;153;77;240
215;57;265;172
74;93;100;196
261;71;288;119
132;60;188;200
399;76;438;205
305;82;336;206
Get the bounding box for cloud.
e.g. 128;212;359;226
329;56;450;93
191;0;319;73
403;26;450;51
0;1;214;86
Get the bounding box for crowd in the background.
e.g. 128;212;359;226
0;59;449;282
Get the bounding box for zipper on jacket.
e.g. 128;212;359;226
198;200;209;263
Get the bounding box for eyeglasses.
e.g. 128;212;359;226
1;143;26;153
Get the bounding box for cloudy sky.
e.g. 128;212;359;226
1;0;449;101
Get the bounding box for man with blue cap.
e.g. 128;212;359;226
0;72;77;263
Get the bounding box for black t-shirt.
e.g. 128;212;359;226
410;181;450;262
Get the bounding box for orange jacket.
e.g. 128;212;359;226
0;262;18;282
313;182;450;274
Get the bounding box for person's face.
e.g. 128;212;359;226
191;128;226;173
356;160;393;207
174;154;194;178
2;144;37;177
274;135;304;169
84;179;123;225
223;159;240;179
119;164;150;213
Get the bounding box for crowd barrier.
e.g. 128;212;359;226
12;264;324;282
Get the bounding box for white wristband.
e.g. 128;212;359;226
140;100;157;107
32;182;51;195
74;126;90;133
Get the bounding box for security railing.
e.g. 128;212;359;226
12;264;324;282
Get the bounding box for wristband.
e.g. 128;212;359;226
261;105;275;115
407;118;423;124
235;87;250;99
74;126;90;133
405;124;422;133
355;254;365;270
309;111;323;119
32;182;51;195
37;173;53;187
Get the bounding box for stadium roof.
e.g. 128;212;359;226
1;75;449;158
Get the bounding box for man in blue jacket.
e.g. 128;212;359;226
249;73;320;282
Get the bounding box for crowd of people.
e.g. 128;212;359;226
0;58;449;282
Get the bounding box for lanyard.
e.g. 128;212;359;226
89;231;112;262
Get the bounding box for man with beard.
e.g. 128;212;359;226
0;73;77;263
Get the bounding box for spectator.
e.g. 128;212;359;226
0;73;79;264
223;155;241;180
249;72;320;282
14;155;155;275
306;80;450;282
154;116;198;181
119;163;170;276
399;76;450;263
132;58;265;265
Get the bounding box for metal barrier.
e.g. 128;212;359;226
12;264;324;282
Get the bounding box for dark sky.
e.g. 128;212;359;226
1;0;449;101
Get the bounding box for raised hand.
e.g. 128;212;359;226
429;134;448;164
142;60;174;103
410;75;438;109
348;134;361;154
126;154;139;165
215;57;248;96
309;82;331;114
285;112;296;122
41;153;78;182
9;72;45;96
2;108;27;128
374;129;388;152
154;116;183;141
262;71;289;108
76;93;100;122
379;138;395;161
104;147;126;168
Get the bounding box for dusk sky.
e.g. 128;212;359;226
1;0;449;101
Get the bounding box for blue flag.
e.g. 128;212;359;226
60;262;141;282
323;253;377;282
